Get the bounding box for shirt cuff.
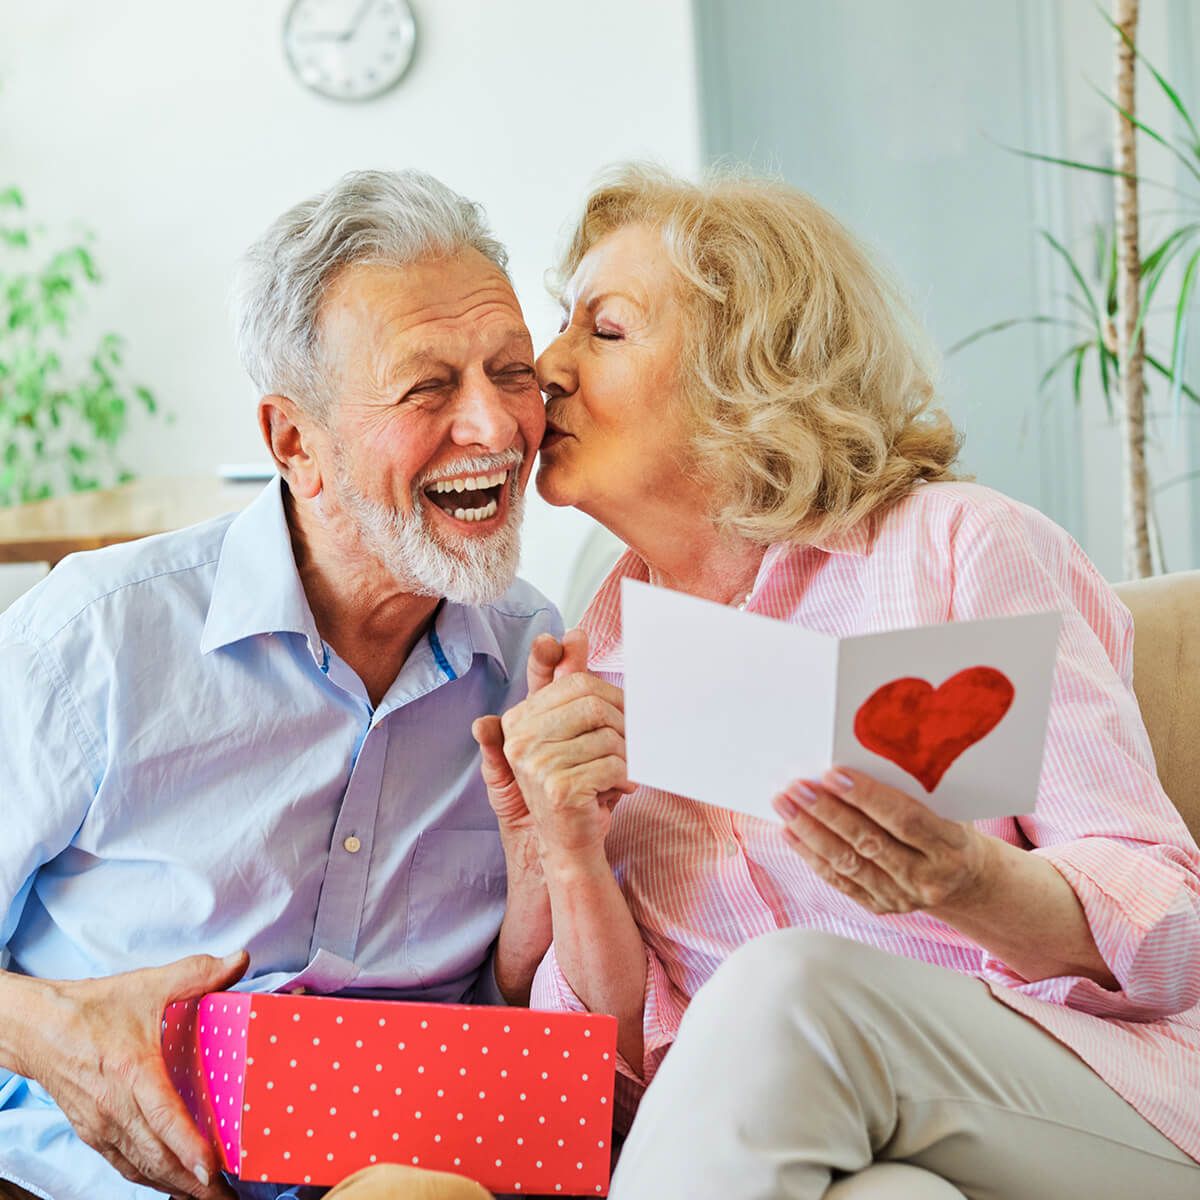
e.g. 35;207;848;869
979;837;1200;1019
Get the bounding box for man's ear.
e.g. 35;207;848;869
259;394;324;500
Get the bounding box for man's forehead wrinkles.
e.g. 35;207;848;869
389;282;522;329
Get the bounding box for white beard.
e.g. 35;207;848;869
333;451;525;606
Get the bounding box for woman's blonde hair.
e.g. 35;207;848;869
554;164;962;545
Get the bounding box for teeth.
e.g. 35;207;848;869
450;499;498;523
428;469;510;494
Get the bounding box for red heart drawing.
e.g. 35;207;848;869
852;667;1015;793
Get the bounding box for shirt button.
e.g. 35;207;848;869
343;835;362;854
725;838;739;858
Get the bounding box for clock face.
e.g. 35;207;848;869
283;0;417;102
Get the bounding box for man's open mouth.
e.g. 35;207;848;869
422;468;510;523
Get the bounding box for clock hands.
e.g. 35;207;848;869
299;0;378;43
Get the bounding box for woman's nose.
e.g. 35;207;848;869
536;331;577;398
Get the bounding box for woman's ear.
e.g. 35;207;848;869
258;394;324;500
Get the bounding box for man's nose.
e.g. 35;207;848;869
536;332;577;398
450;377;520;450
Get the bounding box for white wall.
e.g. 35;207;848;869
0;1;702;608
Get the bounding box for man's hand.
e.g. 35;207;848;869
11;951;249;1199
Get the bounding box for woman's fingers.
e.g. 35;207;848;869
504;692;625;748
776;803;914;913
517;670;626;720
524;731;629;808
779;830;885;912
779;782;919;878
820;767;963;853
555;756;633;806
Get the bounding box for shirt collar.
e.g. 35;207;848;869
808;517;876;558
200;476;510;680
200;476;325;665
432;598;511;682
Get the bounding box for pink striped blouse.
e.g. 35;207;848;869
528;480;1200;1159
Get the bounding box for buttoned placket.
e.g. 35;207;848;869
305;624;465;970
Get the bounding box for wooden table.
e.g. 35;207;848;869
0;475;268;566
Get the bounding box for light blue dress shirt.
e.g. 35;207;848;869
0;477;560;1200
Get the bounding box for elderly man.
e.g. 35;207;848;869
0;170;562;1200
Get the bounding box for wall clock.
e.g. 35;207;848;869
283;0;417;102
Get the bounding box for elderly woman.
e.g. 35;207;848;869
473;166;1200;1199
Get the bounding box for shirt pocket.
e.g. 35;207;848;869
405;828;507;991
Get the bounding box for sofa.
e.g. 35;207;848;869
1115;571;1200;843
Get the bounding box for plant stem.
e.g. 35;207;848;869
1114;0;1152;578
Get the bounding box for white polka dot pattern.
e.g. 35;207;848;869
164;993;252;1171
163;993;617;1195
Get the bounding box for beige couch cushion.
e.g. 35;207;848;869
1113;571;1200;843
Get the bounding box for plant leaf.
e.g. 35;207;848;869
1041;230;1103;330
944;314;1083;356
1097;3;1200;154
1130;229;1200;350
1147;352;1200;404
1097;340;1116;418
1070;342;1089;406
1038;339;1091;393
1167;245;1200;416
1090;82;1200;188
1004;144;1138;182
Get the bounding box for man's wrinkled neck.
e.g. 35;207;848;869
283;482;440;690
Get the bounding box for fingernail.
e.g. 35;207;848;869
826;770;855;792
221;951;244;967
773;793;799;819
791;782;819;804
193;1164;210;1188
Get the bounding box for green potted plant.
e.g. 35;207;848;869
0;186;158;508
952;1;1199;578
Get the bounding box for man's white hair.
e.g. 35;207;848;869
230;168;508;419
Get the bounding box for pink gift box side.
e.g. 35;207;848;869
163;993;252;1172
164;992;618;1196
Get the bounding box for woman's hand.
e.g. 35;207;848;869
772;767;992;917
499;630;635;863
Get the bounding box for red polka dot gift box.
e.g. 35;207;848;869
162;992;618;1195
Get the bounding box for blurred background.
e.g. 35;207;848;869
2;0;1198;613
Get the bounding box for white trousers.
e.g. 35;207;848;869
608;931;1199;1199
